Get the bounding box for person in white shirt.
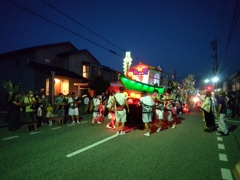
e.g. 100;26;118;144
68;92;80;124
83;94;90;114
106;91;116;129
91;95;101;124
138;90;154;136
114;87;130;135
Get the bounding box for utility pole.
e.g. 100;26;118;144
211;39;219;76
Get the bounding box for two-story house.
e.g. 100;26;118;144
0;42;119;107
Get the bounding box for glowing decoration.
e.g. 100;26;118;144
123;52;133;76
123;92;128;97
193;96;200;103
183;104;189;112
136;94;141;98
128;71;133;77
130;92;136;97
119;74;164;94
137;66;143;72
132;75;136;80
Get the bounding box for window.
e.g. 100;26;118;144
45;58;51;63
149;69;161;86
82;64;90;78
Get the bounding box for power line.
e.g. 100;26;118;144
40;0;126;53
6;0;149;67
40;0;145;64
7;0;122;57
223;0;240;58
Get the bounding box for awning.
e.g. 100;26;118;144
28;61;88;82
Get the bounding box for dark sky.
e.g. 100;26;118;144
0;0;239;87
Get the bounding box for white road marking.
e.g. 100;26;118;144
217;137;223;141
66;128;133;158
225;119;240;124
81;121;88;123
67;124;76;127
30;131;40;135
219;153;228;162
51;127;61;130
218;144;225;150
2;136;19;140
66;134;118;158
221;168;233;180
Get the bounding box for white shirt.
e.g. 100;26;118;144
84;97;89;105
93;98;100;107
139;96;154;106
114;93;127;106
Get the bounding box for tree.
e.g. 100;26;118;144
89;75;110;95
0;80;20;101
182;74;196;92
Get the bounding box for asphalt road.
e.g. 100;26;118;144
0;110;239;180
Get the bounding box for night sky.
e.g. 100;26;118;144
0;0;239;88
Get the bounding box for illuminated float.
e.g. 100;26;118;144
120;52;164;97
114;52;165;129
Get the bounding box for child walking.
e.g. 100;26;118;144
46;102;54;126
37;103;43;126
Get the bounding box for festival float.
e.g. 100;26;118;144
110;52;165;128
120;51;164;99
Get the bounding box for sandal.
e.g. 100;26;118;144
204;128;212;132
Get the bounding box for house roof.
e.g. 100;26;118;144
58;49;101;65
0;42;77;57
28;61;88;82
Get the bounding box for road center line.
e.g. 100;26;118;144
217;137;223;141
51;127;61;130
30;131;40;135
66;134;118;158
2;136;19;140
81;121;88;123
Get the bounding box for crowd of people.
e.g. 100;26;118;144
6;85;237;137
6;89;112;132
201;90;239;136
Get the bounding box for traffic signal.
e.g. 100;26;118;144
206;85;213;91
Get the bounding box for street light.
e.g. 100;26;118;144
204;76;219;91
204;79;210;83
212;77;219;83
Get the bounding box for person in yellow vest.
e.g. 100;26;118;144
24;90;37;132
46;102;54;126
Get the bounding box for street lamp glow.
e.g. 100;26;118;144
204;79;210;83
212;77;219;83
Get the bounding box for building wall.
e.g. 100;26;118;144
0;42;120;107
229;71;240;91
